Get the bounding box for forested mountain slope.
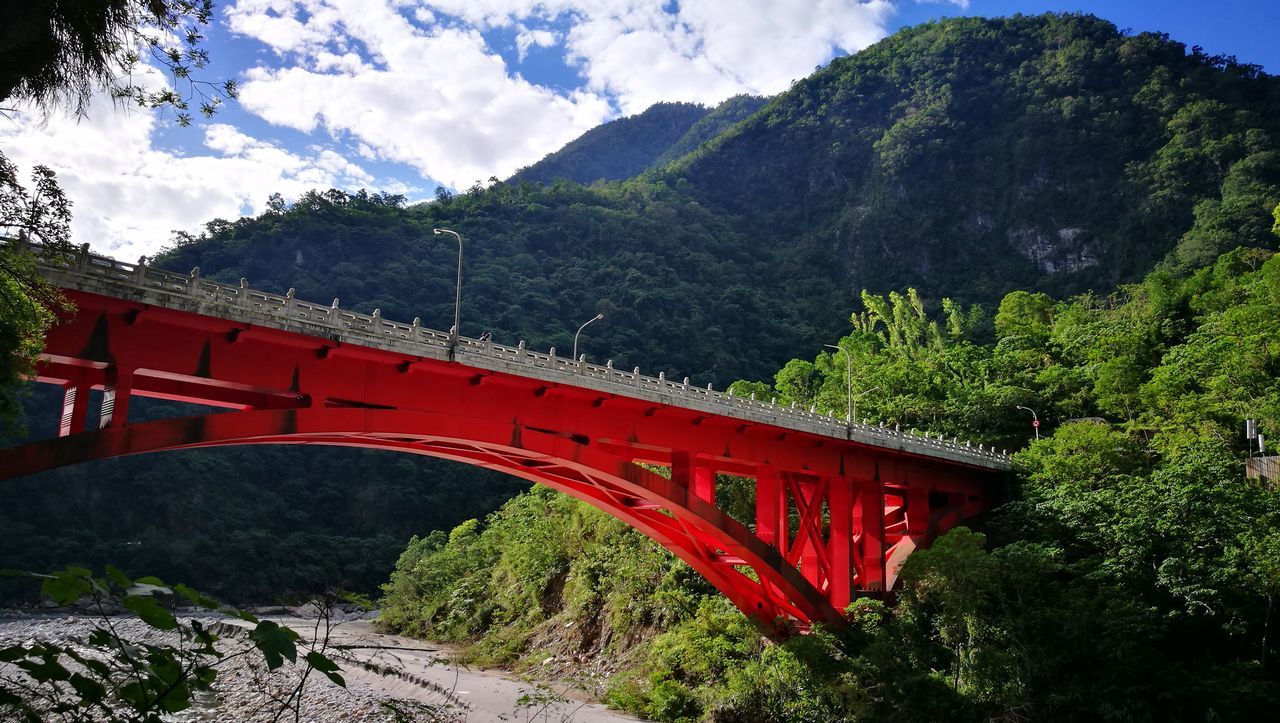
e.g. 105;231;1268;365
650;94;767;169
511;102;710;185
660;13;1280;301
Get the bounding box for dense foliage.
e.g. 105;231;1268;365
380;243;1280;720
1;151;73;434
647;94;767;170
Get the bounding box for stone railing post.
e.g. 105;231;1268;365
134;256;148;285
188;267;201;296
239;278;251;307
77;243;91;272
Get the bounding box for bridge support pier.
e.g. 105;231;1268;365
671;451;716;505
828;476;854;610
788;474;825;590
58;383;89;437
99;366;133;429
856;480;886;592
754;465;782;547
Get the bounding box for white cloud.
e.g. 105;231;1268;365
0;104;381;261
225;0;901;184
562;0;897;114
516;25;558;61
227;1;614;189
413;0;898;112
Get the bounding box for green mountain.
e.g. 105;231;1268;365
658;13;1280;301
511;101;710;185
7;12;1280;616
511;94;768;187
650;94;768;168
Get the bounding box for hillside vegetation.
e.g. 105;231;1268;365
381;243;1280;721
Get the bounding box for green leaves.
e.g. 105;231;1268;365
123;594;178;631
250;619;299;669
305;651;346;687
0;569;345;720
39;567;94;605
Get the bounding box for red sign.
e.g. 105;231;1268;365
1032;420;1040;428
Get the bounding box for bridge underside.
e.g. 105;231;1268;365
0;291;996;633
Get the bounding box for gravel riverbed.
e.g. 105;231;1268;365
0;611;642;722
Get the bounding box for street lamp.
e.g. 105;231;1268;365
852;386;880;423
432;228;463;353
824;344;853;422
1016;405;1040;440
573;313;604;363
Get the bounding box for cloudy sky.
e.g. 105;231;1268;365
2;0;1277;261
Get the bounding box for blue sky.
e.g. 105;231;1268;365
2;0;1276;260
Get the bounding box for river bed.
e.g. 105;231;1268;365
0;611;643;722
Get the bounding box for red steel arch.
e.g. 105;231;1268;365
1;289;1001;632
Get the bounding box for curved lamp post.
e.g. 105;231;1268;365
1016;405;1040;440
852;385;880;424
432;228;463;354
573;313;604;363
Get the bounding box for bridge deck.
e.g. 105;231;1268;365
33;246;1010;473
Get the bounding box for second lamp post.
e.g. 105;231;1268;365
573;313;604;363
433;228;463;354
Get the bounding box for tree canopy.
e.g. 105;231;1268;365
0;0;236;124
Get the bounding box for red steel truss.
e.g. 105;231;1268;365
1;290;999;632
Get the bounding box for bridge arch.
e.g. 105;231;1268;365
1;408;841;631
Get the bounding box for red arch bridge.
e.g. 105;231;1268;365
0;247;1010;632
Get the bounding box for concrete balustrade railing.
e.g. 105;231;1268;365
20;240;1012;470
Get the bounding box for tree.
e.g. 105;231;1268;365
0;1;237;425
0;152;74;431
0;1;237;125
773;359;818;408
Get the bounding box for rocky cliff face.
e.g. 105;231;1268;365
1011;226;1098;274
